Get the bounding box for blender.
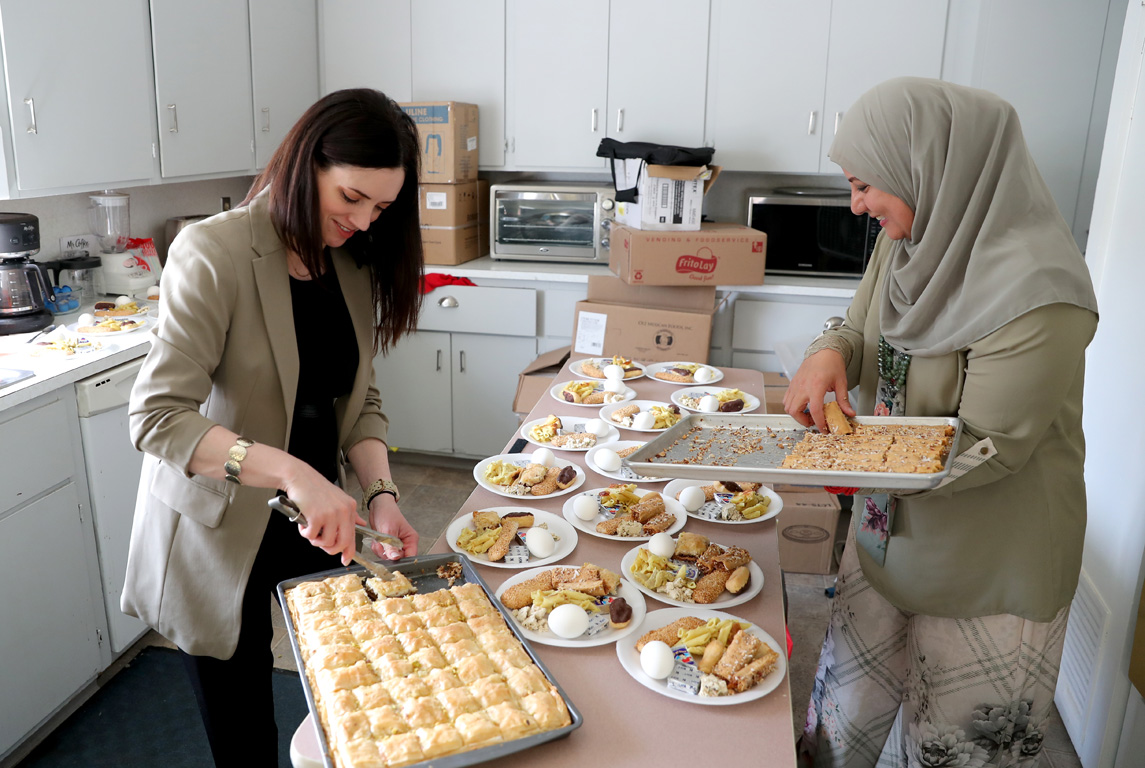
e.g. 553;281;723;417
90;190;154;296
0;212;56;335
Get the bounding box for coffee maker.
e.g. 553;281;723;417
0;212;55;335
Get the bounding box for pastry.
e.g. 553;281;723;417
672;532;710;561
635;616;707;652
555;465;578;489
518;463;547;486
629;492;665;523
499;511;534;528
608;597;632;629
692;570;731;604
725;565;751;594
641;512;676;535
486;520;520;562
698;638;727;674
580;359;606;378
472;509;501;531
727;645;780;693
824;400;853;435
499;571;555;610
529;466;561;496
550;432;596;449
713;629;762;681
609;404;640;424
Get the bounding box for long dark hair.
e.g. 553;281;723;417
243;89;423;353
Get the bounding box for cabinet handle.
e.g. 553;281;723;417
436;349;443;371
616;108;624;132
459;350;466;373
834;111;843;135
261;107;270;132
807;110;817;135
437;295;459;308
167;104;179;133
23;98;37;134
591;108;598;132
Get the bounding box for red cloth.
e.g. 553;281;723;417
420;273;476;294
824;486;859;495
786;626;793;658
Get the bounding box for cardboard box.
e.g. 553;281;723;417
614;161;721;231
419;181;480;228
400;101;479;183
477;179;490;257
775;488;842;574
571;275;715;363
610;222;766;287
421;224;480;266
514;345;571;415
763;371;789;414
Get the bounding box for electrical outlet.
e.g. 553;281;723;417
220;196;232;211
59;234;93;254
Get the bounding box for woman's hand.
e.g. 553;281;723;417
784;349;855;433
283;469;363;565
367;494;419;560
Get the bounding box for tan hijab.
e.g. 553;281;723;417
828;77;1097;356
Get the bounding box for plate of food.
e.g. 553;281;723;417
617;607;786;705
598;400;684;432
671;387;760;414
495;563;647;648
93;297;152;318
28;333;108;358
585;441;667;483
643;362;723;386
473;453;586;499
570;355;646;381
447;508;578;568
520;414;619;452
561;485;686;542
549;379;636;408
621;535;764;608
66;316;152;336
663;479;783;525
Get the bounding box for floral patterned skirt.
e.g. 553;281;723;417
798;525;1068;768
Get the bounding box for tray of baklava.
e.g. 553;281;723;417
278;552;583;768
621;412;963;491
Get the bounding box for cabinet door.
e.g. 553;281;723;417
151;0;255;177
607;0;710;146
373;331;453;453
507;0;608;169
731;296;852;374
320;0;412;101
705;0;829;172
250;0;319;169
0;484;101;756
411;0;505;168
451;334;537;457
0;0;155;191
820;0;948;172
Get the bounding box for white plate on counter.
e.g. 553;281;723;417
585;441;667;483
598;400;685;433
473;454;586;499
642;361;723;386
520;415;619;452
445;508;578;569
670;387;761;414
67;317;152;337
549;379;636;408
620;541;764;609
663;479;784;525
561;486;687;542
570;357;646;381
616;607;786;705
495;567;647;648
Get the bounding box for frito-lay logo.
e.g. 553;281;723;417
676;246;717;275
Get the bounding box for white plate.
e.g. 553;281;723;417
472;454;586;499
93;303;153;320
585;441;667;483
616;607;787;705
620;542;764;609
570;357;646;381
66;317;152;337
663;479;784;525
642;361;724;386
519;416;619;452
561;486;687;542
446;508;578;569
549;380;637;408
671;387;761;414
598;400;684;433
495;566;647;648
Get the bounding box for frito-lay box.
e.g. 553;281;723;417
610;222;766;286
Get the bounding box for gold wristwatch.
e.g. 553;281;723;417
364;478;400;507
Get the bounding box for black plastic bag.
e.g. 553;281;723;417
596;138;715;202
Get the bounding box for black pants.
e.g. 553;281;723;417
180;512;342;768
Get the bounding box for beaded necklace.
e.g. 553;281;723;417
877;335;912;397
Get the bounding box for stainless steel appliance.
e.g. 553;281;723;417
165;214;210;265
747;188;880;278
490;183;615;263
0;212;55;335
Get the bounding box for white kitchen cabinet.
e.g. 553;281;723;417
450;333;537;455
731;294;852;374
374;331;453;454
0;0;156;192
411;0;506;168
320;0;412;101
150;0;255;177
250;0;319;169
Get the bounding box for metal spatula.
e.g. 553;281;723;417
268;495;401;581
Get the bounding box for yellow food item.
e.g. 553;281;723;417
561;381;596;403
456;526;502;554
728;490;771;520
483;460;522;486
531;589;602;613
629;548;694;592
530;415;562;443
649;406;683;430
716;388;749;404
599;483;641;512
677;617;751;656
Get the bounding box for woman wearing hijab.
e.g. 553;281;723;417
787;78;1098;767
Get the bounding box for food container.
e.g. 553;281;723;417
622;413;963;490
277;552;583;768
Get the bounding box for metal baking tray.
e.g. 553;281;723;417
276;552;583;768
622;413;963;490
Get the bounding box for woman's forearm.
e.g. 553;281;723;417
187;424;316;490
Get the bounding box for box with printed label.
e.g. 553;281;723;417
614;162;721;231
399;101;479;183
421;224;480;266
419;181;480;228
774;489;841;574
610;222;766;287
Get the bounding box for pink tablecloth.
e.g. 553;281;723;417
429;359;797;768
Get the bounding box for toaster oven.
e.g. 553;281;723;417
747;189;880;278
490;183;616;263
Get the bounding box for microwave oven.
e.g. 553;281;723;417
747;190;880;278
489;182;615;263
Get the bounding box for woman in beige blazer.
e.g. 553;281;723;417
788;79;1099;768
122;89;423;766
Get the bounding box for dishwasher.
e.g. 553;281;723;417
76;358;149;655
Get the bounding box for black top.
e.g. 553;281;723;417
287;269;358;481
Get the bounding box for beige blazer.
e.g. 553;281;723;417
121;188;389;658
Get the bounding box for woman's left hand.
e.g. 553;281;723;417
367;494;419;560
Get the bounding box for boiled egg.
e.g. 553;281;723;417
678;485;707;513
639;640;676;680
694;367;715;384
648;531;676;559
547;603;590;639
699;395;721;413
524;527;556;558
114;295;131;306
573;494;600;521
531;447;555;467
603;378;627;394
632;411;656;430
76;313;95;327
145;284;160;299
595;448;621;473
603;363;625;380
585;418;610;438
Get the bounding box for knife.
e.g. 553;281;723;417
268;494;401;581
